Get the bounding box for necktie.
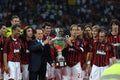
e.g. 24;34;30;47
38;40;44;46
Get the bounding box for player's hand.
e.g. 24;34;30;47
20;65;23;72
44;39;50;45
86;64;91;75
82;63;87;70
66;38;73;47
51;63;55;67
4;65;9;74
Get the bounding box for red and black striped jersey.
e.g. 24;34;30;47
76;37;89;67
43;34;56;40
43;34;56;61
92;42;114;66
0;36;5;68
3;36;22;62
89;37;99;52
21;40;30;64
63;38;85;67
107;33;120;59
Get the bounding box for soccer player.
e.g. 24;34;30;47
3;24;22;80
89;30;115;80
0;24;6;80
86;25;100;73
63;24;84;80
86;25;100;67
21;26;34;80
5;15;23;38
84;24;92;40
77;24;90;79
42;22;56;80
107;19;120;64
77;24;89;68
42;22;55;40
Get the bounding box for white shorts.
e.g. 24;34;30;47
109;58;113;66
62;62;84;80
0;68;3;79
4;61;22;80
46;62;55;79
54;68;64;80
89;65;109;80
22;64;29;80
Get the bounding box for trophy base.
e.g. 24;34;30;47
55;61;67;68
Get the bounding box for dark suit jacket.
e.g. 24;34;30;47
28;39;52;72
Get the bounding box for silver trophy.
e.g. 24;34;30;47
52;28;67;68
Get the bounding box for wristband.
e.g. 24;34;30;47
80;47;84;52
87;61;91;64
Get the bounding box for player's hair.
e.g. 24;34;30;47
11;15;20;20
12;24;20;30
0;23;5;29
42;22;51;29
99;29;107;37
77;24;84;30
110;19;120;26
70;24;78;30
92;25;100;32
84;24;92;30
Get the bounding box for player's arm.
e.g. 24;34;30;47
111;45;116;64
86;42;93;65
65;37;73;47
112;57;116;64
3;53;9;73
86;52;93;65
86;43;94;72
3;39;10;73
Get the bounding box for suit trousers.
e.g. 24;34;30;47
29;63;47;80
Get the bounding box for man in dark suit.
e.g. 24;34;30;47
28;28;54;80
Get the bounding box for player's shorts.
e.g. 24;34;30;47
89;65;109;80
22;64;29;80
4;61;22;80
46;62;55;79
109;58;113;66
0;68;3;79
62;62;84;80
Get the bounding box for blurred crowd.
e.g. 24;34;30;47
0;0;120;30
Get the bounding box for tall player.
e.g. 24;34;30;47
0;24;6;80
107;19;120;64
